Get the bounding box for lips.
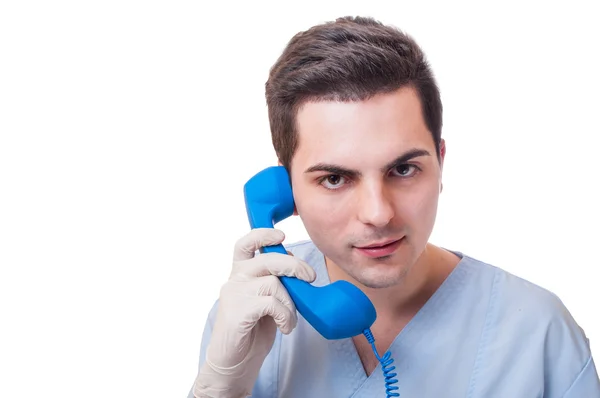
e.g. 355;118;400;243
354;238;404;258
355;239;401;249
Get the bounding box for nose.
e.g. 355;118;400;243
356;180;395;227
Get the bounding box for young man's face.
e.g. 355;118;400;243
289;86;445;289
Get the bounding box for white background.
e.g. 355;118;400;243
1;1;599;397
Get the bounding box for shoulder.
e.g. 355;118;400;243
460;253;594;393
463;253;587;340
469;254;584;332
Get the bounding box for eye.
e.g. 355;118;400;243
320;174;346;190
391;164;419;178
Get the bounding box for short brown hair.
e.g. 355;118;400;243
265;16;443;170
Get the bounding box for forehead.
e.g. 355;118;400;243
293;86;434;168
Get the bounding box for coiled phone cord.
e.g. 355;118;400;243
363;329;399;397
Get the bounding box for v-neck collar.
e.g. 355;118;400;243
306;244;470;396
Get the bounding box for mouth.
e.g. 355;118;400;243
353;238;404;258
355;239;401;249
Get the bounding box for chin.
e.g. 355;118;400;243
351;262;411;289
357;278;403;289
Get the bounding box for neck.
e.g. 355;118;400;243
325;243;459;320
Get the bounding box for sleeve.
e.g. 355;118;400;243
186;300;219;398
540;292;600;397
561;355;600;398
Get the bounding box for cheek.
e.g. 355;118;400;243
298;197;347;227
402;183;440;225
295;188;352;232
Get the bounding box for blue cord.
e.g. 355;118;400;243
363;328;399;397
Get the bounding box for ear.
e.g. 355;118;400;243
439;139;446;193
278;159;299;216
439;139;446;165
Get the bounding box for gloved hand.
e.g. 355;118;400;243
193;228;317;398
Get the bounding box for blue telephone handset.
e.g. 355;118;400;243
243;166;400;397
243;165;377;340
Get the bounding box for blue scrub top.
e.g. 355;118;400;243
189;240;600;397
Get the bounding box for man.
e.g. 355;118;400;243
188;16;600;397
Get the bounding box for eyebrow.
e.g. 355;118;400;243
304;148;431;177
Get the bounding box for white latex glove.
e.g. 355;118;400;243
193;228;317;398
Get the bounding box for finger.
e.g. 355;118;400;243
236;252;317;282
233;228;285;261
221;276;298;335
253;295;298;335
252;275;297;317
